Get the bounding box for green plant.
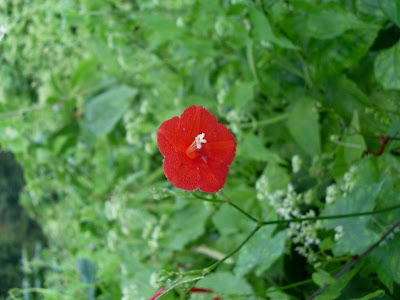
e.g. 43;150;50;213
1;0;400;299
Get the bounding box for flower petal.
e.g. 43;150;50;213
197;156;229;193
157;116;182;156
201;123;236;165
163;151;199;191
177;106;218;148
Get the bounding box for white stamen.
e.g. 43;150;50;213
195;133;207;149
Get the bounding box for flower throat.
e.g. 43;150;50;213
186;133;207;159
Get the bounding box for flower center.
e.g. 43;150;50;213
186;133;207;159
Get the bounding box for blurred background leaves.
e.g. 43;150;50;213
1;0;400;299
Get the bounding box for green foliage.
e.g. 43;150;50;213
0;152;46;297
82;85;137;137
197;272;255;300
375;41;400;90
235;226;286;276
1;0;400;299
287;97;321;157
322;182;382;255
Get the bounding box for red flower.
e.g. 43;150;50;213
157;105;236;193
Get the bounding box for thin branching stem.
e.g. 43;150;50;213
203;224;261;275
308;220;400;299
261;203;400;226
220;192;259;223
166;193;400;300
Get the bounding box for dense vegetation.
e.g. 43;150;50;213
0;152;46;297
1;0;400;299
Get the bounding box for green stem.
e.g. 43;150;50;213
193;193;225;203
295;51;313;88
260;203;400;226
186;194;400;280
203;224;261;275
267;278;314;293
179;224;261;277
0;104;48;118
228;201;259;223
220;192;259;223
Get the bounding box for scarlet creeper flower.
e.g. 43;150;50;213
157;105;236;193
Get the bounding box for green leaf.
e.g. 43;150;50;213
308;26;378;80
379;0;400;26
163;203;210;251
120;264;164;300
323;75;371;123
77;258;96;284
287;97;321;157
374;262;394;293
266;289;292;300
237;133;283;162
196;271;255;299
304;7;363;39
357;0;386;19
140;13;183;48
262;162;290;193
70;59;99;90
338;111;366;165
81;85;137;137
370;234;400;284
313;263;363;300
212;205;254;236
319;237;334;251
322;183;382;255
249;7;298;49
350;290;385;300
374;41;400;90
235;227;286;276
77;258;96;300
312;269;335;287
225;81;255;109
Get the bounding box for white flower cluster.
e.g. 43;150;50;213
176;17;184;28
121;282;139;300
324;165;358;205
124;110;143;145
119;209;136;235
255;174;271;201
325;184;340;204
107;229;118;251
215;17;228;36
142;214;167;251
217;88;228;104
291;155;303;173
123;109;156;154
343;165;358;194
334;225;344;241
256;179;322;262
104;199;121;221
4;127;18;140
